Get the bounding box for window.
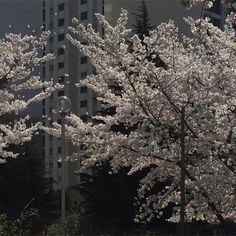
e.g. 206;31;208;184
58;18;64;27
80;115;88;122
81;71;87;78
42;136;45;146
80;86;87;93
49;64;54;71
49;36;53;43
81;11;88;21
42;9;45;22
58;76;64;83
58;147;62;154
58;47;65;55
49;8;53;15
42;67;45;78
49;22;53;30
49;148;53;154
93;97;97;105
58;62;64;69
58;90;64;96
93;68;97;75
58;33;65;41
42;108;45;115
58;3;64;11
80;56;87;64
81;0;87;4
80;100;87;108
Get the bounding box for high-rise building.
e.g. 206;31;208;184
42;0;104;196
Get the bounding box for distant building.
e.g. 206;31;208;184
42;0;104;195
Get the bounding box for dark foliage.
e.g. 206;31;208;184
132;0;166;68
0;138;59;234
75;164;143;234
133;0;154;40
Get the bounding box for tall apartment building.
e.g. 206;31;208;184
42;0;104;195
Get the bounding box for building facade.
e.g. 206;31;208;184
42;0;104;193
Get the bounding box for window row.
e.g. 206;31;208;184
43;18;64;30
48;3;64;14
81;0;87;5
58;18;64;27
49;62;64;71
49;147;62;155
49;34;65;43
80;98;97;107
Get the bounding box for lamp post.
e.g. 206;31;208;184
57;96;71;236
180;107;186;235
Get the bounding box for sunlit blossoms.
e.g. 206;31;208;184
0;32;62;162
44;5;236;224
179;0;214;8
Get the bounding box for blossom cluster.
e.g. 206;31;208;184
179;0;214;8
0;32;62;162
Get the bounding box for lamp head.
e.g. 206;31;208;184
57;96;72;115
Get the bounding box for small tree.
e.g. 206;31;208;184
133;0;154;40
0;32;62;162
0;136;59;233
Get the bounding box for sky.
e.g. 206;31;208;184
0;0;42;36
0;0;43;117
105;0;201;34
0;0;201;117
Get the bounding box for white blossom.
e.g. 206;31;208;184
46;7;236;224
0;32;62;160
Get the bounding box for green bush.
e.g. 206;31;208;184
0;208;40;236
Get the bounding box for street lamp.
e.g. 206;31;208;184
57;96;71;236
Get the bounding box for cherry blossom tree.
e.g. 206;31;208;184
45;0;236;224
0;32;62;163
